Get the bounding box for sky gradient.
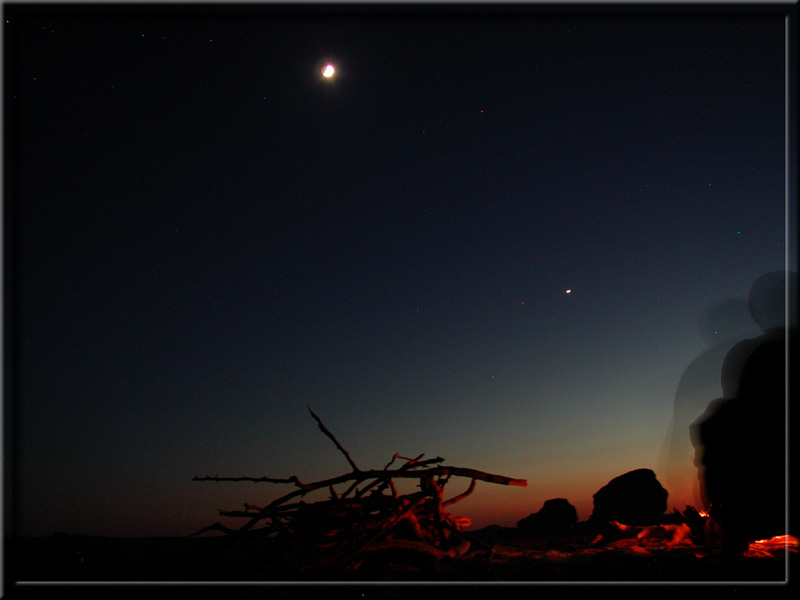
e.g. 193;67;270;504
6;4;794;538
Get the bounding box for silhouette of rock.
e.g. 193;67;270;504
517;498;578;535
588;469;668;526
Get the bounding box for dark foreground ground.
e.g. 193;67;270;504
6;527;798;599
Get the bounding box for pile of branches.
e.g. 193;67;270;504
191;406;526;571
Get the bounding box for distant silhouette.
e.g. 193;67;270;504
517;498;578;537
587;468;668;527
660;298;760;509
690;270;797;554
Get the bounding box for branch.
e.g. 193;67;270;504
193;474;297;484
195;465;525;494
411;466;526;487
307;405;360;472
341;493;429;566
192;457;447;487
206;464;525;533
354;454;426;499
443;478;477;507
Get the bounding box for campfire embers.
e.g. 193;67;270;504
745;535;799;558
584;505;798;561
678;504;710;544
191;406;526;571
590;521;694;554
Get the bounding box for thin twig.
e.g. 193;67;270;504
382;454;399;471
306;405;360;472
193;474;296;484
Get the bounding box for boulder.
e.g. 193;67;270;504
589;468;668;526
517;498;578;535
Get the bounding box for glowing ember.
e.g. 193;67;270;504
746;535;799;558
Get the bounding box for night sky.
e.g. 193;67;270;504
6;4;792;538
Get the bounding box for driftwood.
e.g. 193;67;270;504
191;406;526;570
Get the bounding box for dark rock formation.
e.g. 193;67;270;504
517;498;578;535
588;468;668;526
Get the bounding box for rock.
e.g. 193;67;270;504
517;498;578;535
588;469;668;526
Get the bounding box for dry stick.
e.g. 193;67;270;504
404;509;427;541
430;466;526;486
356;453;428;499
197;464;526;533
221;492;396;522
236;475;384;533
340;478;362;499
442;478;477;507
382;454;444;471
193;474;297;484
426;476;446;545
406;456;445;468
340;493;429;567
194;474;313;492
306;405;360;472
198;466;525;510
193;457;448;487
382;454;399;471
202;465;526;524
